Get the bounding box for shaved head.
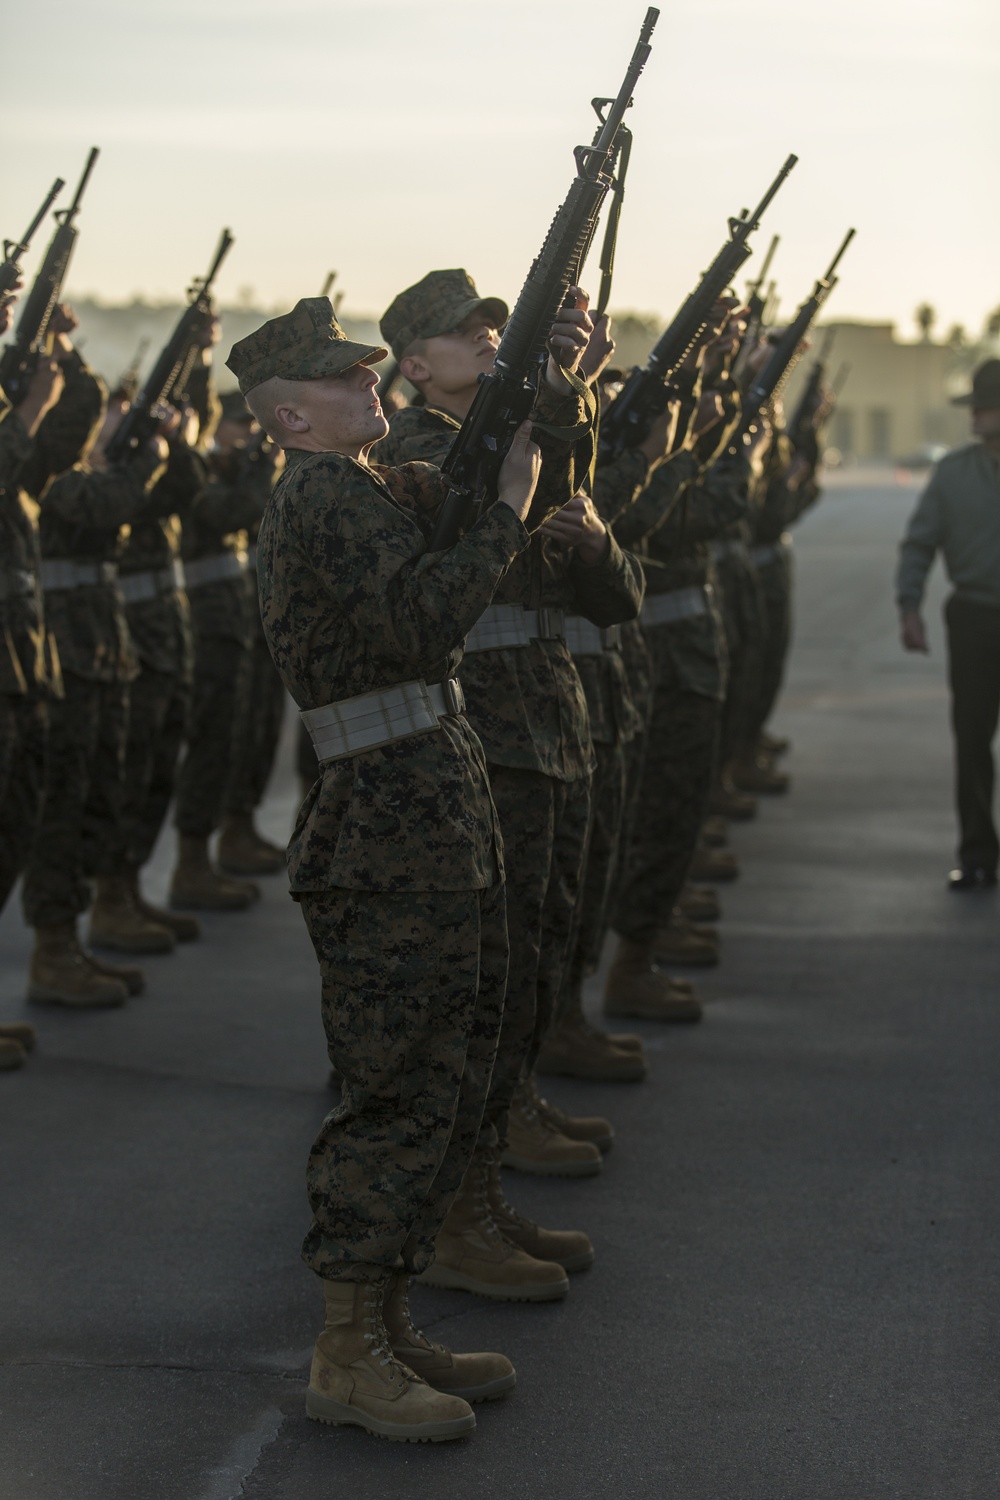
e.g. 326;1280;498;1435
244;375;305;444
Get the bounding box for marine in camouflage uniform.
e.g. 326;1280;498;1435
607;371;750;1013
169;397;279;910
377;273;641;1228
228;299;537;1434
23;415;168;1008
215;394;288;877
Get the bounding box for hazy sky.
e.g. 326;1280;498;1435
4;0;998;338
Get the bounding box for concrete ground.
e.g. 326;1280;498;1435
1;472;998;1500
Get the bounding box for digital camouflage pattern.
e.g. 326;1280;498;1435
116;448;199;875
0;696;46;911
0;403;31;488
374;384;634;780
15;351;104;503
556;735;626;1005
226;298;386;396
173;447;274;838
23;457;165;926
299;881;507;1280
224;571;287;817
257;446;528;891
379;269;509;362
613;667;722;945
487;766;591;1112
21;673;128;928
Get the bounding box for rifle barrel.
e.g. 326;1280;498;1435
750;234;780;295
822;228;856;285
748;154;798;229
198;229;234;299
590;7;658;159
61;147;100;221
10;179;65;258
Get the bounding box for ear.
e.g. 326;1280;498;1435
275;403;309;434
400;352;430;386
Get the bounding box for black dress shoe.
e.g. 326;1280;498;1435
947;866;998;890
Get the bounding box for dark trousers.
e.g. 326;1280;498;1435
0;695;47;911
945;595;1000;873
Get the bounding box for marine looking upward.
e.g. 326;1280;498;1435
227;294;541;1442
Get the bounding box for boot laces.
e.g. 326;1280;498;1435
471;1162;504;1245
362;1285;405;1380
395;1282;434;1352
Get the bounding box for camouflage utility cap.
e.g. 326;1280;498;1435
226;297;387;396
380;270;508;363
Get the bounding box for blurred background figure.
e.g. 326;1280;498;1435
896;358;1000;890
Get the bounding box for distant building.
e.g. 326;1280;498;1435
782;321;969;465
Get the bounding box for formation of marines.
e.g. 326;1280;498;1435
2;19;847;1444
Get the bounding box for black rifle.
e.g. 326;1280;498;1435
116;337;150;403
595;155;797;462
1;178;65;298
788;324;837;444
731;233;780;383
319;270;337;300
731;228;855;449
428;7;659;550
0;148;99;403
104;229;234;467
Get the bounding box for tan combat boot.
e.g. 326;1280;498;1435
731;755;790;795
217;812;286;876
28;925;128;1008
89;876;175;954
535;1013;648;1084
678;882;721;923
603;937;704;1023
305;1278;476;1441
418;1155;569;1301
654;913;719;968
532;1077;614;1153
85;950;145;996
689;842;741;883
758;729;790;758
382;1271;515;1402
708;777;757;821
502;1078;606;1171
701;814;730;848
0;1037;27;1070
127;870;200;943
485;1146;594;1273
169;834;259;911
0;1021;36;1051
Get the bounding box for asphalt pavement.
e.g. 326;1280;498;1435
2;470;998;1500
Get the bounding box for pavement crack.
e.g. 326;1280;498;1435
4;1356;301;1381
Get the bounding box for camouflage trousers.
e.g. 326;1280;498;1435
299;880;508;1281
556;737;627;1016
297;718;319;795
749;546;792;745
717;553;766;767
224;624;287;817
489;767;591;1118
614;658;721;945
22;675;127;929
174;635;250;838
0;694;47;913
118;663;189;871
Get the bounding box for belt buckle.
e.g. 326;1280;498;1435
442;677;465;715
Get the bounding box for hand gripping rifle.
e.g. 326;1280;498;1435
104;229;234;468
787;323;837;445
0;148;99;403
595;154;797;463
1;178;65;298
729;228;855;451
428;7;659;551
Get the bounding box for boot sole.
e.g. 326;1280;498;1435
561;1132;615;1153
27;984;126;1009
305;1388;475;1441
426;1371;517;1403
416;1263;569;1301
500;1149;603;1177
88;931;175;955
